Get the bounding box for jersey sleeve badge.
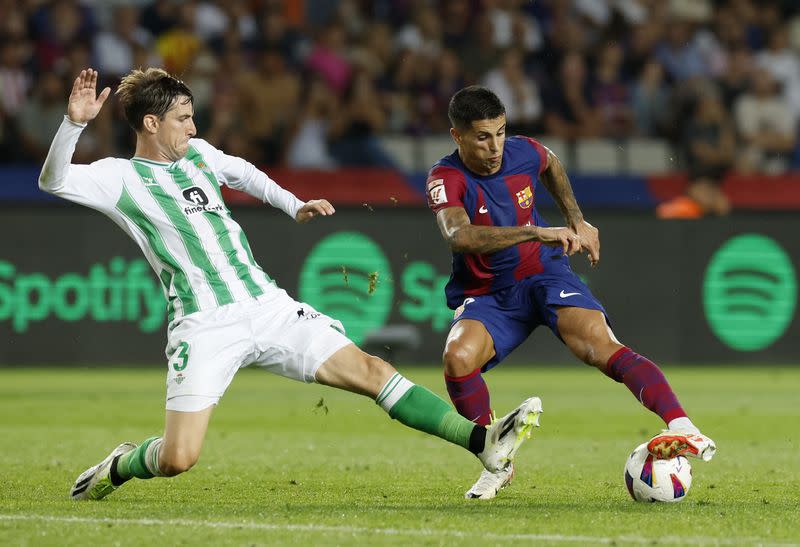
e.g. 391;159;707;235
427;178;448;205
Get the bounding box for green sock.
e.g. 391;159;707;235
116;436;162;480
377;373;475;450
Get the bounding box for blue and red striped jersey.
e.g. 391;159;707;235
427;136;564;309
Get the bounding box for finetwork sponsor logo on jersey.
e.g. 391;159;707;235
183;187;209;206
184;202;224;216
0;257;164;333
181;187;224;215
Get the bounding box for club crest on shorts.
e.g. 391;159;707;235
453;297;475;320
296;307;320;320
516;186;533;209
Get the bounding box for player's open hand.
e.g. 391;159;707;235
574;220;600;266
296;199;336;223
67;69;111;124
537;227;582;256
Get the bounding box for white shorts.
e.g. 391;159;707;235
163;288;352;412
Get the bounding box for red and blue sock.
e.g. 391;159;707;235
604;347;687;425
444;368;492;426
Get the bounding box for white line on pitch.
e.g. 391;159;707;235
0;514;795;546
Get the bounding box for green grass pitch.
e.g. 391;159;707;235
1;365;798;546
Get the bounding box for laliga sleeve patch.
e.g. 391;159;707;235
427;178;448;205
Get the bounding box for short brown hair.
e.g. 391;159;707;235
115;68;193;131
448;86;505;131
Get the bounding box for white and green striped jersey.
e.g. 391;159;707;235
39;116;305;323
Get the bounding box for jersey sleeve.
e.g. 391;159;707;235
189;138;304;219
38;117;123;212
523;137;550;176
426;165;468;214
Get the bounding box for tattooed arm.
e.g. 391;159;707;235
539;150;600;265
436;206;582;256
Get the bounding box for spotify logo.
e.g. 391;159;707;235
299;232;393;344
703;234;797;351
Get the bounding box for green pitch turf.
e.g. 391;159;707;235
0;365;798;546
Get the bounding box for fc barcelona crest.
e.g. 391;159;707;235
516;186;533;208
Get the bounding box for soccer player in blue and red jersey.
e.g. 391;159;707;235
427;86;717;499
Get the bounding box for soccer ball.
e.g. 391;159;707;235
624;443;692;502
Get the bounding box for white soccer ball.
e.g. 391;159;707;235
624;442;692;502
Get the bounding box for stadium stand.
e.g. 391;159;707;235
1;0;799;215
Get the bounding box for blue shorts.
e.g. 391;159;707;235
453;267;609;371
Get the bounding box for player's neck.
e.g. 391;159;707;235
133;139;177;164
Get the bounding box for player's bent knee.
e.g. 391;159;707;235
563;335;601;368
346;354;395;398
364;354;395;385
317;347;396;397
443;345;480;377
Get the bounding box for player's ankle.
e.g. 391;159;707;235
109;455;130;487
667;416;700;434
468;424;487;454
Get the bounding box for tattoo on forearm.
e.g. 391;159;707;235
541;157;583;227
452;225;534;254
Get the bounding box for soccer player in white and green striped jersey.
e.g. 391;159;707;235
40;68;543;501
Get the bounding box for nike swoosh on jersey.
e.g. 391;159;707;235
559;290;581;298
479;206;488;214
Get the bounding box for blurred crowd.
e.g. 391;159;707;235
1;0;800;176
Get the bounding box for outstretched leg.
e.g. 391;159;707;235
315;343;540;473
556;307;687;423
315;343;486;454
556;307;715;460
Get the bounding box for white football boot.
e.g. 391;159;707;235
647;431;716;461
70;442;137;500
477;396;542;473
465;463;515;500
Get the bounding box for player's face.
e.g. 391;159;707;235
452;116;506;176
157;96;196;161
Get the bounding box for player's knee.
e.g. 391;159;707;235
581;345;602;368
159;447;200;476
565;323;612;369
354;354;396;396
443;345;480;377
365;354;395;380
564;334;601;369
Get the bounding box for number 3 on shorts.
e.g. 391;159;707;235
171;341;190;371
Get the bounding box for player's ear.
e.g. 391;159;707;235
142;114;159;134
450;127;461;145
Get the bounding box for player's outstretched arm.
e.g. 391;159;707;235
539;150;600;266
39;69;109;193
295;199;336;223
67;68;111;124
436;207;581;256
